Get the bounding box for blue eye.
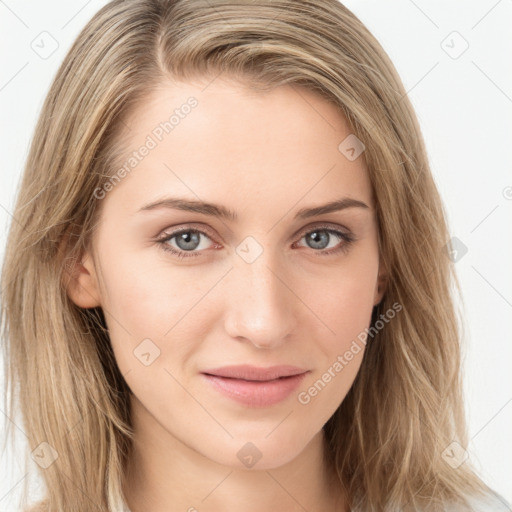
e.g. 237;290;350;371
295;228;355;256
156;224;355;259
157;229;214;259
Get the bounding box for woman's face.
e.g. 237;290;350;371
71;75;386;469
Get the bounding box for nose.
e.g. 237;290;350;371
223;254;298;350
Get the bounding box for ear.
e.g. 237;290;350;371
373;259;388;306
63;250;102;309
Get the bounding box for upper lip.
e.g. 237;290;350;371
202;365;309;381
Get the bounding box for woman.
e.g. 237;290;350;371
1;0;509;511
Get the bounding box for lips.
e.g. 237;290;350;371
202;364;308;381
201;365;309;407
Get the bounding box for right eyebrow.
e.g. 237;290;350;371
137;197;238;221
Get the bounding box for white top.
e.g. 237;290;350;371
446;492;511;511
120;491;511;511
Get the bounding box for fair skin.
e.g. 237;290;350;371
67;75;386;512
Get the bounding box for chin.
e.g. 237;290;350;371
201;427;317;471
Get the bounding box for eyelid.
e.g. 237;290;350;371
157;222;220;242
157;221;352;242
156;221;355;257
294;221;352;240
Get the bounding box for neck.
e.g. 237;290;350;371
123;396;347;512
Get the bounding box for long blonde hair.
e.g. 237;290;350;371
1;0;493;510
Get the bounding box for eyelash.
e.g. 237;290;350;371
156;223;356;260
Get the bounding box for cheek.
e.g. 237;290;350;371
293;263;377;416
96;246;226;383
302;252;379;345
96;227;200;330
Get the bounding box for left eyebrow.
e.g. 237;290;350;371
136;196;370;221
294;197;370;219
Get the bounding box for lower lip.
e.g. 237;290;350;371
201;372;308;407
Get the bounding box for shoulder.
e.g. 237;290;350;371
446;491;512;512
471;492;511;511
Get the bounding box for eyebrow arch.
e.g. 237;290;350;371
295;197;370;219
137;196;370;221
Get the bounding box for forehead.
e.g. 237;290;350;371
103;76;373;216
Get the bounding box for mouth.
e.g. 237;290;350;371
200;365;309;407
201;364;308;381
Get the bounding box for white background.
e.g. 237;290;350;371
1;0;511;509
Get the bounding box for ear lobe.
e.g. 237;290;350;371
63;251;102;309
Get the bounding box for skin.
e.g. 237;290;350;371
66;74;387;512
